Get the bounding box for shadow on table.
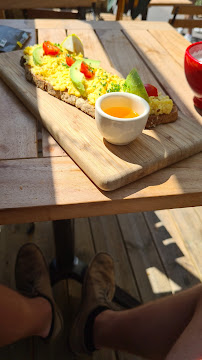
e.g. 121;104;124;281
0;19;201;360
94;20;201;198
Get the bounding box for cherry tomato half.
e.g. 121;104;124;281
80;61;94;79
144;84;158;97
66;55;75;67
43;41;60;56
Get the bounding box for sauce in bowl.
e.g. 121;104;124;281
95;92;150;145
104;106;139;118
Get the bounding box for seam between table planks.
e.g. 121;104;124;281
39;26;120;158
0;19;173;30
1;22;200;194
39;27;201;160
121;27;202;124
0;27;39;161
0;30;201;193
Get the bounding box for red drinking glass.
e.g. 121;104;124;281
184;41;202;109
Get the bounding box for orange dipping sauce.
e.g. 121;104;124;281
103;106;139;118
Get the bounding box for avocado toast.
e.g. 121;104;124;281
21;37;178;128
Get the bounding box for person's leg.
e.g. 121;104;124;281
0;284;52;347
93;284;202;359
166;289;202;360
0;243;63;348
70;252;202;360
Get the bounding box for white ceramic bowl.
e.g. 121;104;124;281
95;92;150;145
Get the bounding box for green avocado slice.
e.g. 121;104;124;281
70;58;100;96
82;58;100;68
70;60;86;96
124;68;149;103
33;46;43;66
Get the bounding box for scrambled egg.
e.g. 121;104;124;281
23;43;173;114
23;44;125;106
149;94;173;115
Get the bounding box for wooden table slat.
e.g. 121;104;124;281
149;29;190;68
37;28;68;157
0;79;38;160
0;19;173;30
0;0;97;9
0;27;38;160
41;27;115;157
0;19;201;224
122;28;202;124
0;153;202;224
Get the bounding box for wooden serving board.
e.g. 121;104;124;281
0;50;201;191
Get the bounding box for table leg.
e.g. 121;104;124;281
116;0;125;20
78;7;87;19
50;219;141;309
50;219;87;284
142;7;148;20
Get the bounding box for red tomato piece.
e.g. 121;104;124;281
66;55;75;67
43;41;60;56
80;61;94;79
144;84;158;97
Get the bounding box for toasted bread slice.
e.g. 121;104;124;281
21;57;95;117
21;56;178;128
146;104;178;129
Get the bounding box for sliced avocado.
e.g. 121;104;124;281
83;58;100;69
70;59;86;97
124;68;149;103
33;46;43;66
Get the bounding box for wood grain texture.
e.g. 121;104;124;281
0;153;202;224
149;0;191;5
123;28;202;124
0;20;201;224
0;0;96;9
0;19;173;30
0;208;201;359
169;19;202;28
96;29;166;86
90;214;140;299
153;209;202;283
149;29;190;68
117;212;172;302
116;0;125;20
0;46;201;191
25;9;80;20
169;207;202;277
39;27;114;157
171;4;202;14
37;28;68;157
0;79;37;160
144;210;201;292
0;28;37;160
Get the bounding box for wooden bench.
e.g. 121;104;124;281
169;4;202;28
149;0;192;6
0;0;98;20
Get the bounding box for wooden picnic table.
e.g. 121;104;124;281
148;0;192;6
0;19;202;226
116;0;192;20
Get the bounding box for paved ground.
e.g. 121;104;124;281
147;5;173;21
